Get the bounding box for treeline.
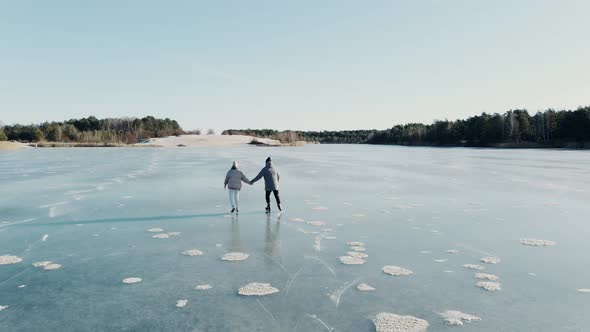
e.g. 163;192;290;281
0;116;184;144
222;129;378;144
368;107;590;147
223;107;590;147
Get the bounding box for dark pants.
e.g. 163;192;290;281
265;190;281;206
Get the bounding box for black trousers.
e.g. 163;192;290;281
265;190;281;206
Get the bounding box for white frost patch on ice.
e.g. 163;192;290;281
347;241;365;247
152;233;170;239
325;236;336;240
439;310;481;326
434;259;447;263
351;214;365;218
357;283;375;291
477;281;501;291
0;255;23;265
238;282;279;296
347;252;368;259
419;251;431;254
41;234;49;242
577;288;590;293
18;285;26;288
122;277;142;284
312;206;329;211
0;305;7;312
307;221;326;226
463;264;485;270
175;299;188;308
382;266;413;276
480;256;501;264
289;217;305;222
44;263;62;270
181;249;203;256
520;238;556;247
32;261;52;267
373;312;429;332
195;284;212;290
339;256;366;265
350;246;366;252
446;249;459;254
221;252;250;261
444;270;454;273
168;232;181;237
475;273;499;281
146;228;164;233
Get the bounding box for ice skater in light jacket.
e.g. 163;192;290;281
224;161;252;213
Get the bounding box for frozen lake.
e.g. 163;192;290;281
1;145;589;331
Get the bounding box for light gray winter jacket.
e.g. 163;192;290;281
224;167;251;190
251;161;280;191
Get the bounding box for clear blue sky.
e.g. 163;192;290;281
1;0;588;131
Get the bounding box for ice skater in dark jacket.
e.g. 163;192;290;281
251;157;281;213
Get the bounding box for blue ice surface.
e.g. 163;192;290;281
1;145;590;331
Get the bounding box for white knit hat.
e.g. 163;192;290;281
232;161;239;168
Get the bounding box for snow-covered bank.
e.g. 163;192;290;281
134;134;283;147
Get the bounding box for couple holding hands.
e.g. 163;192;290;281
224;157;281;214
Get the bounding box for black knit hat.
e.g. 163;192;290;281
266;157;271;162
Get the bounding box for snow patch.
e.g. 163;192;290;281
349;246;366;252
382;266;413;276
520;238;556;247
152;233;170;239
477;281;501;291
439;310;481;326
347;241;365;247
474;273;499;281
339;256;366;265
347;252;368;259
181;249;203;256
122;277;142;284
357;283;375;291
238;282;279;296
373;312;429;332
480;256;501;264
0;255;22;265
44;263;62;270
32;261;52;267
221;252;250;261
463;264;485;270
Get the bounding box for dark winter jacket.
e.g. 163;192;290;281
251;161;280;191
